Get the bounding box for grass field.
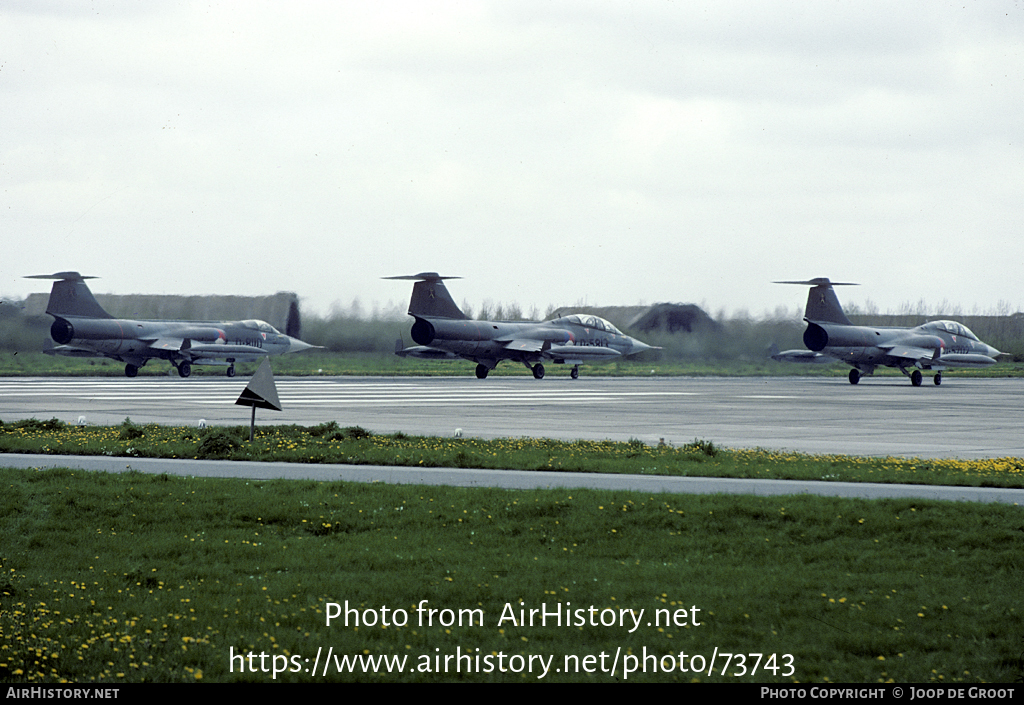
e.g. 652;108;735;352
2;418;1024;489
1;418;1022;684
1;467;1022;683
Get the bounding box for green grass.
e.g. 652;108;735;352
2;419;1023;489
1;467;1021;683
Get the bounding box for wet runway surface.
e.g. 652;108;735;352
1;375;1023;459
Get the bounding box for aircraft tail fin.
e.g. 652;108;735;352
384;272;467;320
775;278;857;326
25;272;112;319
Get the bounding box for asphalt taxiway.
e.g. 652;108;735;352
2;452;1021;504
1;375;1023;459
3;375;1023;503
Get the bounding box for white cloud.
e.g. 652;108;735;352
2;0;1022;317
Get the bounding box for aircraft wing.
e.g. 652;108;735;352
882;345;997;369
145;338;272;358
150;338;186;352
42;343;104;358
502;339;546;353
883;345;939;362
394;344;459;361
545;345;622;364
934;353;1000;368
183;342;272;357
770;347;835;364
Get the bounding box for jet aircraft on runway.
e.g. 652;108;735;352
773;278;1001;386
387;272;656;379
28;272;316;378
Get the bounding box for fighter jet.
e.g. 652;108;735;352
387;272;656;379
28;272;316;378
773;278;1002;386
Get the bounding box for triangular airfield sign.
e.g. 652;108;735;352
235;358;282;411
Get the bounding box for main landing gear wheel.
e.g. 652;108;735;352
848;369;860;385
475;364;489;379
532;363;545;380
571;366;579;380
910;370;923;387
177;362;192;379
125;364;139;378
226;365;236;378
934;371;942;386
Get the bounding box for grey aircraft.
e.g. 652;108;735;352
28;272;316;378
772;278;1002;386
387;272;656;379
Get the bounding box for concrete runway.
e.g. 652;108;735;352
1;375;1023;459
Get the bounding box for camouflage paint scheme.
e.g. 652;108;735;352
772;278;1002;386
388;273;656;379
28;272;316;378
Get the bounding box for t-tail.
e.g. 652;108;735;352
383;272;467;320
775;278;857;326
25;272;112;319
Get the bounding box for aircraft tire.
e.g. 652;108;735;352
125;364;139;378
227;366;236;378
532;363;545;380
571;366;579;380
178;363;192;379
475;364;489;379
934;372;942;386
848;369;860;385
911;370;922;387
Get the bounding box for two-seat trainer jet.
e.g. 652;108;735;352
28;272;316;378
772;278;1002;386
387;273;656;379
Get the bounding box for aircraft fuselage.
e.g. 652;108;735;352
774;279;1002;386
805;320;1001;371
46;315;311;377
411;315;646;362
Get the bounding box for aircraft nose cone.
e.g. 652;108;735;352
286;337;316;353
630;339;653;354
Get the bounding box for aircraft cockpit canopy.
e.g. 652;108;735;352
931;320;979;341
242;320;282;335
552;314;624;336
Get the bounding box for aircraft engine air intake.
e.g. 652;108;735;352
176;327;226;342
900;335;946;353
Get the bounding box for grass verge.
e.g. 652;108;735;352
1;467;1021;683
1;418;1023;489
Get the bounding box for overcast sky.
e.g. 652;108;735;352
3;1;1023;321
